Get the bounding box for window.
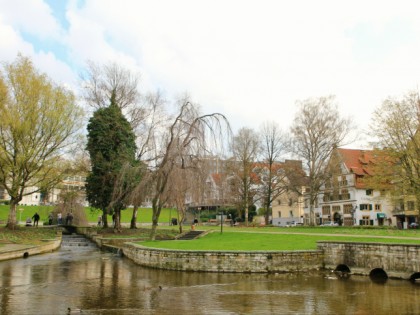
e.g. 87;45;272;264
289;210;293;217
277;200;281;206
322;206;331;215
360;216;372;226
343;204;353;214
375;204;381;211
360;204;372;211
407;201;416;211
341;189;350;200
278;211;281;218
366;189;373;196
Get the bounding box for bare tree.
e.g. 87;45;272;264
290;96;353;225
80;60;140;111
230;127;261;226
166;167;198;233
145;99;230;240
258;122;290;225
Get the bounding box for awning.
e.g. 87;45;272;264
377;213;387;219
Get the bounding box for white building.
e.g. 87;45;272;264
304;148;395;227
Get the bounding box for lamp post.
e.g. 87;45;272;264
19;208;24;223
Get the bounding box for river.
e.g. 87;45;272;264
0;238;419;315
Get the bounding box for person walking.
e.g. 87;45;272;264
32;212;40;227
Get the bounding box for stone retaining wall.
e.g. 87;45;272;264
123;243;324;273
0;238;62;261
318;241;420;279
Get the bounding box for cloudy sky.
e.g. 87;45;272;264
1;0;420;147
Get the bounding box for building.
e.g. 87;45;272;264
1;175;87;206
304;148;395;227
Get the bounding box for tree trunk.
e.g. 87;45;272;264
178;211;184;234
130;206;138;229
6;200;18;229
102;208;108;228
264;197;270;226
245;201;249;226
150;204;162;240
309;203;315;226
114;209;121;232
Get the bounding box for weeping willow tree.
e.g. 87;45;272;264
143;100;230;240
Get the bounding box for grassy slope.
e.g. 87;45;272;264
0;227;57;245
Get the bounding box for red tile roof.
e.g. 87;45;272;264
337;148;377;188
337;148;375;175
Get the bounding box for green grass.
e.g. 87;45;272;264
138;230;420;251
0;205;179;224
164;224;420;237
0;227;57;244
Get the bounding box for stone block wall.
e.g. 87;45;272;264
318;241;420;279
122;243;323;273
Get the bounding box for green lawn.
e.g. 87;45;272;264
158;224;420;238
0;205;178;225
138;230;420;251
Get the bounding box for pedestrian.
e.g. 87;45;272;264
32;212;40;227
112;213;116;227
65;213;70;225
48;213;53;225
98;215;102;226
57;212;62;225
68;212;74;225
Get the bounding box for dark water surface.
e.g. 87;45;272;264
0;243;419;315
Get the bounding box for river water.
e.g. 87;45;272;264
0;239;419;315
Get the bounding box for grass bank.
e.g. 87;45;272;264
0;227;57;246
0;205;178;225
138;228;420;251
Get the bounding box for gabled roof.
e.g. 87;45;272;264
337;148;375;176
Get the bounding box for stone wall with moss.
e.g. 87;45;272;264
122;243;324;273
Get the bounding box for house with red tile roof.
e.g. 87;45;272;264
306;148;395;227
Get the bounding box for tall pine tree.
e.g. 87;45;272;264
86;92;137;229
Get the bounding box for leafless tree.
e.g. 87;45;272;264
143;99;231;240
230;127;261;226
258;122;290;225
80;60;140;111
290;96;353;225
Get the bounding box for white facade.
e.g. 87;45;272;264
304;149;396;227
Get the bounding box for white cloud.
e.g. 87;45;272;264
2;0;420;148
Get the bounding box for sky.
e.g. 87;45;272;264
1;0;420;148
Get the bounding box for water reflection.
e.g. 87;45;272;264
0;245;419;315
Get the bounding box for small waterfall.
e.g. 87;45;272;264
60;234;97;249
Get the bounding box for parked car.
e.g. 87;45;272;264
409;222;419;229
285;221;303;227
320;221;338;226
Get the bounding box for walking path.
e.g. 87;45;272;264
227;229;420;240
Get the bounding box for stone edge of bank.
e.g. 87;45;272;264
122;242;324;273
